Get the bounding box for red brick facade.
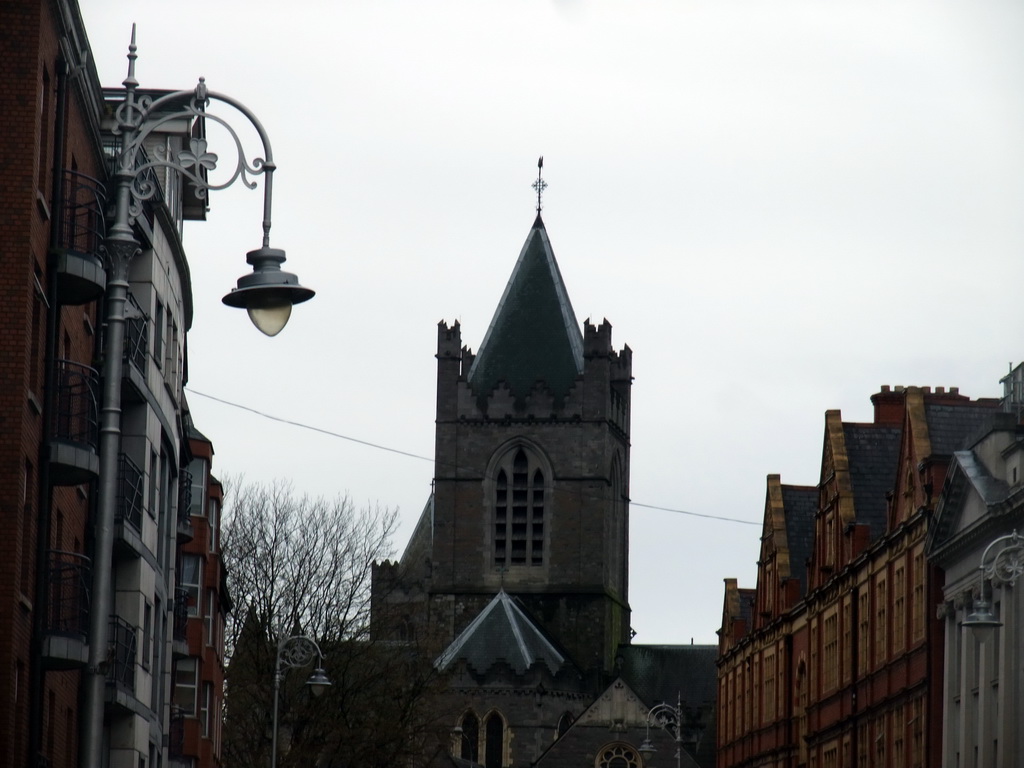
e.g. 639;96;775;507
172;433;229;768
0;2;105;766
718;387;999;768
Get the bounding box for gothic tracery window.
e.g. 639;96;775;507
493;448;545;568
596;743;641;768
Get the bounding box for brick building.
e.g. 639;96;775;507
0;2;107;765
0;3;231;767
717;386;1000;768
171;428;230;768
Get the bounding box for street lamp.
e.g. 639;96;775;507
963;529;1024;640
80;28;316;768
638;694;683;768
272;635;332;768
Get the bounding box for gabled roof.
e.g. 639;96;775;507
533;675;711;768
930;449;1015;553
467;215;584;406
780;485;816;596
842;422;901;538
434;590;566;675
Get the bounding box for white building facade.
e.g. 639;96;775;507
929;393;1024;768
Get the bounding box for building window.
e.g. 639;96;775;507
148;450;159;519
457;712;479;763
911;551;925;641
188;458;207;516
205;589;217;647
796;660;808;765
596;743;641;768
173;658;198;716
180;555;203;616
493;448;545;568
875;578;888;666
858;590;870;674
208;497;219;552
557;711;574;738
484;711;505;768
893;565;906;651
38;67;51;192
200;682;213;737
153;301;164;368
142;602;152;670
823;612;839;691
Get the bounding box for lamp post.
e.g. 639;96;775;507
638;694;684;768
80;28;315;768
963;529;1024;638
272;635;332;768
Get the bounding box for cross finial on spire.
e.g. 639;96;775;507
532;156;547;213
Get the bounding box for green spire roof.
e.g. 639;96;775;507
467;215;584;406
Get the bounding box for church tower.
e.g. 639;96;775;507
428;210;633;679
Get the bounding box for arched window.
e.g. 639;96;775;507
556;711;574;738
493;448;546;568
484;712;505;768
458;712;479;762
595;743;641;768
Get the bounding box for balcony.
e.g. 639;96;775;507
177;469;193;542
54;170;106;306
172;587;191;659
41;551;91;669
122;295;151;403
105;615;142;714
49;360;99;485
168;706;186;761
114;454;145;558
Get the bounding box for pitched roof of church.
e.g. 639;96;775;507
434;590;566;676
467;214;584;406
617;645;719;711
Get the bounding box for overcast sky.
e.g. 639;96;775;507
81;1;1024;644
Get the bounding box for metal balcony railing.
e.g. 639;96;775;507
57;170;106;257
173;587;191;643
178;469;193;519
45;551;91;639
177;469;194;539
116;454;144;534
103;137;163;232
50;360;99;448
123;295;150;373
107;616;138;692
169;705;185;759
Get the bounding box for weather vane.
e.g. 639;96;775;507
532;155;547;213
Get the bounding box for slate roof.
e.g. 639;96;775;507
466;215;584;407
617;645;718;710
738;588;756;630
780;485;817;596
842;423;901;539
617;646;718;768
397;494;433;580
434;591;567;676
925;401;1001;456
